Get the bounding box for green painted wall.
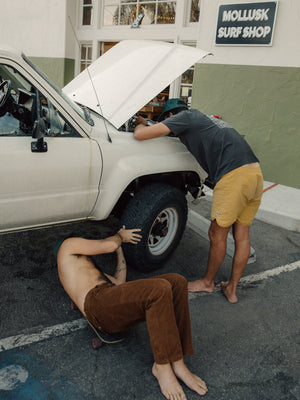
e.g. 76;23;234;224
192;64;300;189
29;57;75;88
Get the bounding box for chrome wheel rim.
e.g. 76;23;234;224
148;207;179;256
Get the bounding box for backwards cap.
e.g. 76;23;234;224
158;98;188;122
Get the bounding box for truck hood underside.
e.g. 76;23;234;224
63;40;211;129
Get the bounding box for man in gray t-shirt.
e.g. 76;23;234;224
134;98;263;303
163;108;259;188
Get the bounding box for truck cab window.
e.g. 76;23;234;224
0;64;80;137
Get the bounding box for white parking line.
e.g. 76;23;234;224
0;260;299;353
0;319;86;353
236;259;300;284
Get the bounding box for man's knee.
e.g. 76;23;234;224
164;273;187;286
208;220;230;244
146;279;173;307
149;278;172;298
232;223;250;242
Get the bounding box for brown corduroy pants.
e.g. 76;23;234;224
84;273;193;364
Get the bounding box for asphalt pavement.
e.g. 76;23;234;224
0;199;299;400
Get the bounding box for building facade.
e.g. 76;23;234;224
193;0;300;189
0;0;299;188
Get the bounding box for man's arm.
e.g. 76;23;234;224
134;116;171;141
104;246;127;285
59;226;142;257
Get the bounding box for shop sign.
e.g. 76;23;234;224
216;2;278;46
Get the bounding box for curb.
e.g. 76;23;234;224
200;182;300;233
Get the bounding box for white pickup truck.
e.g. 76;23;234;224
0;40;208;271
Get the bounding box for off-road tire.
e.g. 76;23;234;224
120;183;187;271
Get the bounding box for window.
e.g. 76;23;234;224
0;64;79;137
189;0;200;23
82;0;93;25
179;67;194;106
103;1;176;26
0;64;35;136
80;44;92;72
99;41;118;56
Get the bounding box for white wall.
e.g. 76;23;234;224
197;0;300;67
0;0;69;58
65;0;77;59
76;0;199;47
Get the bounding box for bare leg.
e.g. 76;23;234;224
152;360;208;399
221;222;250;303
188;220;230;292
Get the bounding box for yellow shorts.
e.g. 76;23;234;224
211;164;263;227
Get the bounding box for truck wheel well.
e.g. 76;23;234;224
111;171;201;218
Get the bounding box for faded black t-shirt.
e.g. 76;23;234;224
163;109;259;187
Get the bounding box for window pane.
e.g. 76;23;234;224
80;45;92;72
81;46;86;59
0;64;33;136
104;5;119;25
120;4;137;25
140;3;155;25
181;68;194;84
190;0;200;23
103;42;118;54
121;0;137;3
82;6;92;25
180;86;192;106
84;0;92;4
80;63;86;72
157;2;176;24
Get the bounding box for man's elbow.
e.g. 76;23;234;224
134;130;145;141
133;133;143;140
106;241;119;254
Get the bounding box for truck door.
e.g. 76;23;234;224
0;63;101;232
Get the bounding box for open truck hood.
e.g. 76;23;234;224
63;40;210;129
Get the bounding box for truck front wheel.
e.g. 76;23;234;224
120;183;187;271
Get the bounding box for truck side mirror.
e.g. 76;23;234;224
31;118;47;152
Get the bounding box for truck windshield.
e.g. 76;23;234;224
22;53;93;125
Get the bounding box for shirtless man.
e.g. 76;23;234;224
55;226;208;399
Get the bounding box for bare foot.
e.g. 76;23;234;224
152;362;187;400
221;282;238;303
188;279;214;293
172;360;208;396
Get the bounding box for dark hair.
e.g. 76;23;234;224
171;107;188;115
163;107;188;120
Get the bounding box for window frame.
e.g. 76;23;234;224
79;43;93;73
102;0;177;27
177;41;197;106
80;0;93;27
186;0;200;26
0;62;82;138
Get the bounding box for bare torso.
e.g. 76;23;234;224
57;253;107;315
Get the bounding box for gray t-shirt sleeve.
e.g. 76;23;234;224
162;111;191;136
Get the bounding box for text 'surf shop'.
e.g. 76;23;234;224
216;2;278;46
